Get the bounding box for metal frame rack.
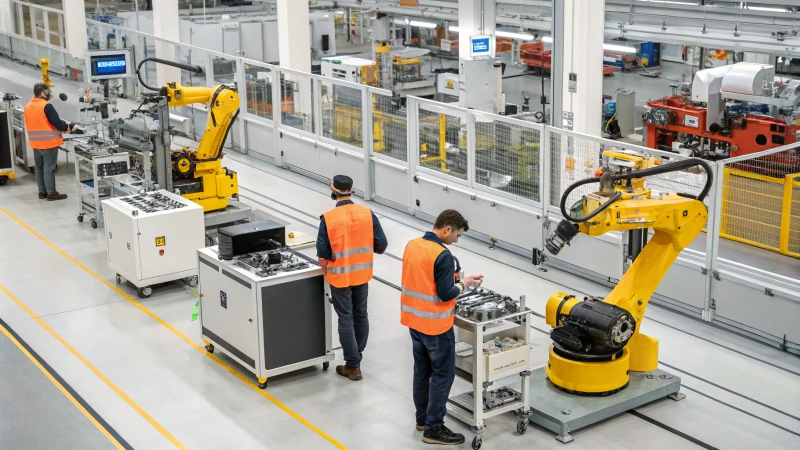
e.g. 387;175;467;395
448;293;533;450
65;140;143;228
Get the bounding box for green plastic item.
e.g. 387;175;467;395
190;287;200;321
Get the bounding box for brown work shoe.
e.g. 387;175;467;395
47;191;68;201
38;192;47;199
335;365;363;381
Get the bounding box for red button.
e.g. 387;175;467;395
159;249;164;256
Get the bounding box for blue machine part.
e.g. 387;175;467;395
639;42;660;67
603;101;617;119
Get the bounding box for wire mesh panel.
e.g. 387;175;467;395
720;149;800;256
418;106;467;180
212;55;238;85
279;71;316;134
320;80;363;148
548;130;604;210
244;63;273;120
371;92;407;162
473;114;541;202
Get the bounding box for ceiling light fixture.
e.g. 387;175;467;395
409;20;437;29
496;30;535;41
541;36;553;43
603;43;637;53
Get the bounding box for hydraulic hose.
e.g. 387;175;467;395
135;57;204;91
560;157;714;223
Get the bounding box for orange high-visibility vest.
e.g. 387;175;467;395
400;237;456;335
322;204;375;288
24;98;65;149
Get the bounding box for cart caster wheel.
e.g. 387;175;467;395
205;344;214;354
115;274;121;284
77;214;84;223
137;286;152;298
258;379;268;389
91;220;98;229
472;436;482;450
517;420;528;435
323;362;330;370
188;276;198;287
0;176;7;186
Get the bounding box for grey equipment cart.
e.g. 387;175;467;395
449;290;533;450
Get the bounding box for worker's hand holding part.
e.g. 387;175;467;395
462;274;484;288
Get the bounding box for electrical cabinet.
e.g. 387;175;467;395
102;190;205;297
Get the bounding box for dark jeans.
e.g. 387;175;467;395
410;327;456;430
34;148;59;194
330;283;369;368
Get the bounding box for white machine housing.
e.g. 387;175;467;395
310;12;336;59
692;63;780;131
321;56;376;84
459;59;504;114
197;247;335;382
436;73;460;104
102;190;204;290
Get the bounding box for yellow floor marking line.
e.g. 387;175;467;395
0;320;127;450
0;284;186;449
0;206;347;450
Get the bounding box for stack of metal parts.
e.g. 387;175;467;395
117;192;186;213
233;248;310;279
456;288;520;322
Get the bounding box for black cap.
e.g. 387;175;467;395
330;175;353;195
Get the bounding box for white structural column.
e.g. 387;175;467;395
63;0;88;59
277;0;311;72
152;0;181;87
560;0;604;134
457;0;502;113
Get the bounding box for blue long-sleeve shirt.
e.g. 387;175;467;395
43;103;70;132
316;200;388;259
422;231;461;302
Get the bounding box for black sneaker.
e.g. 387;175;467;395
422;426;465;445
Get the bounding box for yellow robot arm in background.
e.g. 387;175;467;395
163;82;241;161
542;157;713;394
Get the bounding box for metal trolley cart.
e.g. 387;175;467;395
0;108;15;186
449;289;533;450
66;141;143;228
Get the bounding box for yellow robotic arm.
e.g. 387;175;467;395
135;58;240;212
542;155;713;395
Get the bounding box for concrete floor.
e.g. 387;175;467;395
1;56;799;450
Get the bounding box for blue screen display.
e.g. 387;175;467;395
471;37;491;55
91;55;127;77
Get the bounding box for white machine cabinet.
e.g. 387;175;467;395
197;246;335;388
102;190;205;298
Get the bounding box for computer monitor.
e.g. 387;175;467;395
85;49;132;81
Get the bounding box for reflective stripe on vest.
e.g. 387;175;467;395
322;204;375;288
400;237;456;335
24;98;63;149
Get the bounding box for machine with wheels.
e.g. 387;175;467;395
527;154;712;443
197;239;335;389
102;190;205;298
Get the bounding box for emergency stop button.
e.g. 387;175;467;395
159;249;165;256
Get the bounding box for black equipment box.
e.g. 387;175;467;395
218;220;286;259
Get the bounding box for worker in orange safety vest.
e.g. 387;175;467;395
24;83;73;201
401;209;483;445
316;175;388;381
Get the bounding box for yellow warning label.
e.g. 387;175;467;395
155;236;166;247
446;80;454;89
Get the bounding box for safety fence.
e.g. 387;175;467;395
1;20;797;352
0;1;79;74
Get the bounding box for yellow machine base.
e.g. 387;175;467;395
545;346;630;395
181;162;239;212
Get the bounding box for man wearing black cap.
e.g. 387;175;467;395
317;175;388;381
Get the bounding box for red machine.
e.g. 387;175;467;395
643;94;798;159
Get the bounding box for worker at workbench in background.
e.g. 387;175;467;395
317;175;388;382
401;209;483;446
24;83;73;201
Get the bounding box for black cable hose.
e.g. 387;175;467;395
135;57;204;91
560;158;714;223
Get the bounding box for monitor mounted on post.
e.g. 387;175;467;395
85;49;132;81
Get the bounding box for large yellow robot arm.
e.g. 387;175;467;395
135;58;241;161
543;157;712;371
163;83;240;161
